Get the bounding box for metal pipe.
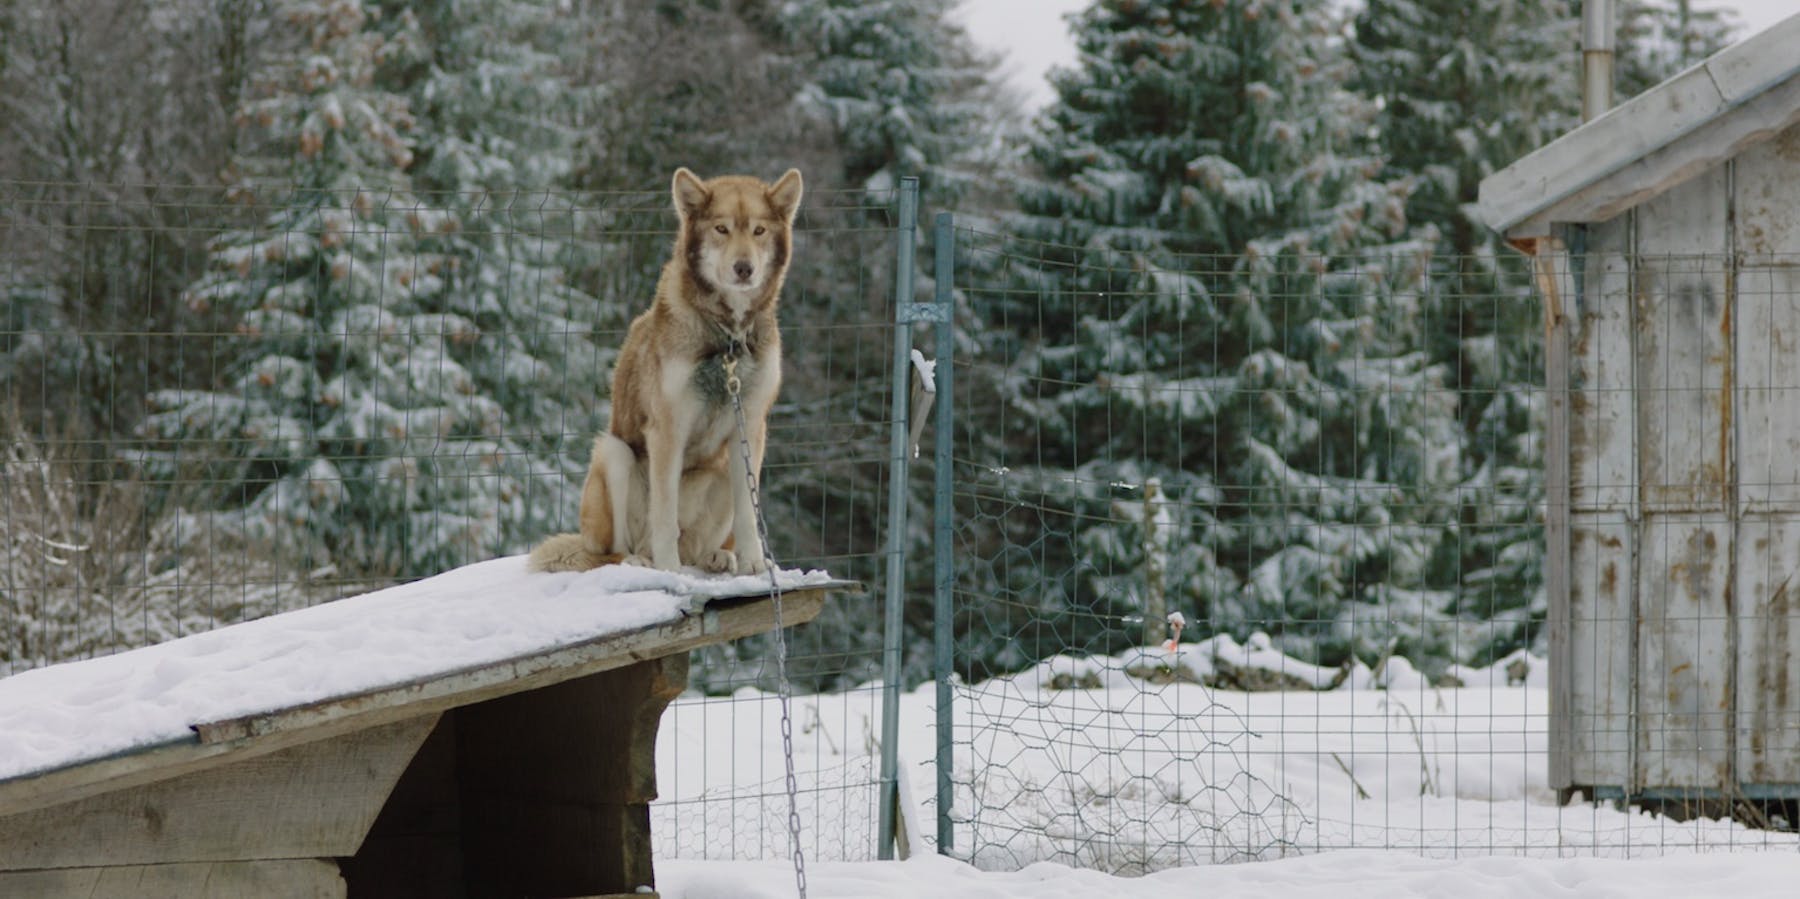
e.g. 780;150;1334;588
1582;0;1615;122
931;211;956;856
876;177;920;861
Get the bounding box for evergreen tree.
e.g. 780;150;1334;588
395;0;622;567
961;0;1449;667
776;0;1001;201
1349;0;1574;663
1349;0;1738;664
1615;0;1738;100
140;0;604;580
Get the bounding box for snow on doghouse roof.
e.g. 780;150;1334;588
0;556;840;797
1477;12;1800;239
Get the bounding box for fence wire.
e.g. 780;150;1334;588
0;177;900;864
7;178;1800;876
936;225;1800;870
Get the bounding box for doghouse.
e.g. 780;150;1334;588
0;557;852;897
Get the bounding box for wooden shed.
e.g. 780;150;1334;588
1477;14;1800;809
0;557;851;898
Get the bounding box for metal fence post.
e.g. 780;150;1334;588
931;211;955;855
877;177;920;861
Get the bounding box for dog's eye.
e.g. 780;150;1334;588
714;224;728;234
753;225;766;236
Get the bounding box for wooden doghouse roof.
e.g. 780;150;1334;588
1476;12;1800;242
0;557;853;819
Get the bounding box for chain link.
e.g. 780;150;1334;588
725;349;808;899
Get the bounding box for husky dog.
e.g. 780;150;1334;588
530;168;802;575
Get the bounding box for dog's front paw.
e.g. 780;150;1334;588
735;555;773;576
695;548;736;574
622;553;654;568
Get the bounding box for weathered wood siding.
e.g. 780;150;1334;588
1732;122;1800;786
0;716;434;871
1633;166;1737;792
0;860;343;899
1566;213;1635;790
1559;120;1800;795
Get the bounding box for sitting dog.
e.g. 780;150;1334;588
530;167;802;574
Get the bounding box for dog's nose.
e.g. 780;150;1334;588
733;261;754;281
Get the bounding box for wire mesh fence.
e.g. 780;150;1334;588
7;176;1800;876
0;176;902;862
933;224;1800;870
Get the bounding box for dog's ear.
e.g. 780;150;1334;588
672;168;709;220
768;169;803;224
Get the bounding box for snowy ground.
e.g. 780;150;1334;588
660;850;1800;899
654;638;1800;896
4;555;1794;897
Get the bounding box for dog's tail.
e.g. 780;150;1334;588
527;533;623;573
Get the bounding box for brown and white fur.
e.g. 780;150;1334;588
529;167;802;574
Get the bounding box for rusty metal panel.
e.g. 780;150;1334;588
1635;513;1733;790
1733;120;1800;265
1570;217;1636;511
1735;264;1800;510
1634;167;1732;511
1731;125;1800;787
1734;125;1800;512
1567;513;1635;787
1735;513;1800;784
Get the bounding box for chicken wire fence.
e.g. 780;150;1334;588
0;176;902;864
928;222;1800;872
6;176;1800;876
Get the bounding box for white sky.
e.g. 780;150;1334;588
959;0;1799;111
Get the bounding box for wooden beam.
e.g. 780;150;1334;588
1508;75;1800;235
1477;16;1800;234
0;860;343;898
0;715;435;870
1534;238;1576;792
0;586;843;820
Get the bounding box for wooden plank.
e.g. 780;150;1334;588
1732;119;1800;788
1735;513;1800;784
1570;217;1635;511
0;859;342;898
1733;125;1800;512
1635;513;1734;790
0;587;840;819
1568;514;1635;789
1733;265;1800;510
1733;121;1800;264
1536;240;1578;792
1478;62;1728;231
1707;15;1800;104
1634;166;1732;511
0;714;434;870
1503;75;1800;235
1478;17;1800;234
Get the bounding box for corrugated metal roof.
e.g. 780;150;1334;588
1476;13;1800;238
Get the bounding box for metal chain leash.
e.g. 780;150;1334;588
723;348;808;899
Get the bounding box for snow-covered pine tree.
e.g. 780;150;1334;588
966;0;1451;666
139;0;499;581
1615;0;1739;100
389;0;621;569
1350;0;1739;666
764;0;1009;687
776;0;1000;203
1349;0;1573;664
